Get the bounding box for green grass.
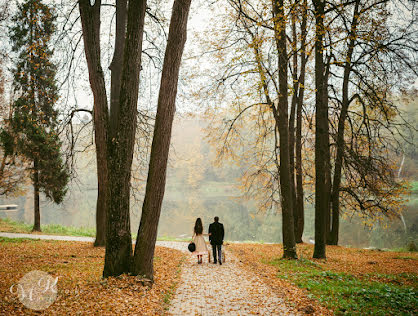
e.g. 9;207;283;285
410;181;418;193
0;218;95;237
157;235;190;242
268;258;417;315
0;218;193;242
163;255;186;310
0;236;41;243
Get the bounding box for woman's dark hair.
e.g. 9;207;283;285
194;218;203;235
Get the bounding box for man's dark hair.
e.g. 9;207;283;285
214;216;219;222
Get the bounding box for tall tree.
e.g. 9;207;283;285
294;0;308;244
328;0;360;245
78;0;112;247
132;0;192;281
104;0;147;277
79;0;147;274
272;0;297;258
8;0;69;232
312;0;327;258
325;0;417;244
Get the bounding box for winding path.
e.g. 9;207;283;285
0;232;296;315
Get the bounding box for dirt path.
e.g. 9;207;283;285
1;233;296;315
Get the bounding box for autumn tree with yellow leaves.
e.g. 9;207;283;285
201;0;416;258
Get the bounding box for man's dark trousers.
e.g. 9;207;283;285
212;244;222;263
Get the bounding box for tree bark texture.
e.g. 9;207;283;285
324;59;332;245
295;0;307;243
132;0;192;280
272;0;297;259
79;0;109;248
289;5;297;242
103;0;147;277
94;0;128;248
33;158;41;232
329;0;360;245
312;0;327;259
109;0;128;133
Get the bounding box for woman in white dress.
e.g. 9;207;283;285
192;218;209;264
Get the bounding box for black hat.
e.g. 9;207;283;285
188;242;196;252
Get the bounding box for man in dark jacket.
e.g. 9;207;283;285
208;216;224;265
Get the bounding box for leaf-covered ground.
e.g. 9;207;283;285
229;243;418;315
0;238;184;315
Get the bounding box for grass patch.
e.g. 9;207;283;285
41;224;95;237
0;236;41;243
0;217;33;233
410;181;418;193
0;218;95;237
269;257;417;315
162;255;185;310
157;235;190;242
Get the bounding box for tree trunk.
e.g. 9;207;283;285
79;0;109;248
289;4;297;241
272;0;297;259
94;0;128;248
312;0;327;259
109;0;128;133
94;169;107;247
329;0;360;246
32;158;41;232
324;59;332;244
295;0;307;244
132;0;192;280
103;0;147;277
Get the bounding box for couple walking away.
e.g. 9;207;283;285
192;217;224;265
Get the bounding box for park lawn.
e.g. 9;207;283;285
229;243;417;315
0;218;96;237
0;218;190;241
0;238;184;315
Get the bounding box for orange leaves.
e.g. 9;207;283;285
230;243;418;315
0;240;183;315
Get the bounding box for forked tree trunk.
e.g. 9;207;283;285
272;0;297;259
94;0;128;248
132;0;192;280
103;0;147;277
32;158;41;232
312;0;327;259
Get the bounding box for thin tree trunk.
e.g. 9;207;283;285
30;1;40;233
289;3;297;241
103;0;147;277
329;0;360;245
312;0;327;259
79;0;109;248
32;158;41;232
272;0;297;259
324;59;332;244
132;0;192;280
295;0;307;243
